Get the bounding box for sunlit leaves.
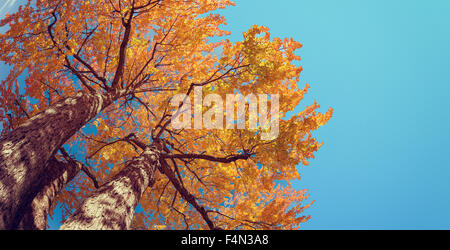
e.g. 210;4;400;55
0;0;332;230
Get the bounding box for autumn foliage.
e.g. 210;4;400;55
0;0;332;230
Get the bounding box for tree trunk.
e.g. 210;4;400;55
14;157;81;230
60;147;159;230
0;91;114;229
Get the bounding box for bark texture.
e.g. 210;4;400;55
14;157;81;230
60;147;159;230
0;91;112;229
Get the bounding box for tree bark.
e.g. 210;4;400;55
14;157;81;230
60;147;159;230
0;91;114;229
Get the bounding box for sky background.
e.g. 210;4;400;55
1;0;450;229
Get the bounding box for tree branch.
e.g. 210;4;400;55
162;152;254;163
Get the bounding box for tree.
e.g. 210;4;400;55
0;0;332;230
0;79;100;229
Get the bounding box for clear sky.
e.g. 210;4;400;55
2;0;450;229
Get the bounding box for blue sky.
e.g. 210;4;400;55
2;0;450;229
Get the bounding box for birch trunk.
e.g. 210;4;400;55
60;147;159;230
0;91;114;229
